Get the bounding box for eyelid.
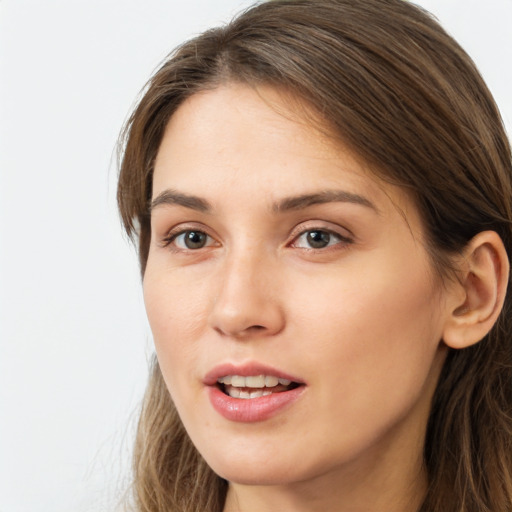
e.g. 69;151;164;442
286;222;355;256
157;220;354;252
287;221;354;244
160;223;218;249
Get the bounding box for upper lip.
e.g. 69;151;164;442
203;362;305;386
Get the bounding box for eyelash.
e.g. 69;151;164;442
161;225;353;253
162;227;217;251
289;228;352;251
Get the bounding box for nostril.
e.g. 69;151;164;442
245;325;267;334
214;324;266;337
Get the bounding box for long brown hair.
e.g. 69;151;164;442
117;1;512;510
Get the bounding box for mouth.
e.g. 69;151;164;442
216;374;302;399
205;365;306;422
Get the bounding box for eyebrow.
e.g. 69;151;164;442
273;190;378;213
150;188;378;214
150;189;212;212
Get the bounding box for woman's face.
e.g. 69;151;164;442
144;84;451;488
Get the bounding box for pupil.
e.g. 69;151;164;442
185;231;206;249
307;230;330;248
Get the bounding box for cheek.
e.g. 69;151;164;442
293;251;444;413
296;250;439;338
142;264;212;383
144;256;210;330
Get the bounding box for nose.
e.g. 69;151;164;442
209;248;285;339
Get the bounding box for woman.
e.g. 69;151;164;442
117;0;512;510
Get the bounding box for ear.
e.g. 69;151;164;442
442;231;509;349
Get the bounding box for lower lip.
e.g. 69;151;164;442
207;385;305;423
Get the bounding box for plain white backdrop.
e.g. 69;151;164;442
0;1;511;511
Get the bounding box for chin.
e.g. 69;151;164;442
215;465;297;486
203;449;316;487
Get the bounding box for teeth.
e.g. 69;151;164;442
246;375;265;388
226;387;274;399
228;387;241;398
217;374;294;388
231;375;246;387
218;375;232;385
265;375;278;387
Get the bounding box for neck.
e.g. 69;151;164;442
224;457;426;512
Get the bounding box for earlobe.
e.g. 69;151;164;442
442;231;509;350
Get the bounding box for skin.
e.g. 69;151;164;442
144;83;458;512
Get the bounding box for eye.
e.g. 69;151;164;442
168;230;215;250
292;229;347;249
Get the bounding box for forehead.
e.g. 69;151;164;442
154;84;345;180
152;83;420;229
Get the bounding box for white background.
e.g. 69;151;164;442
1;1;511;511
